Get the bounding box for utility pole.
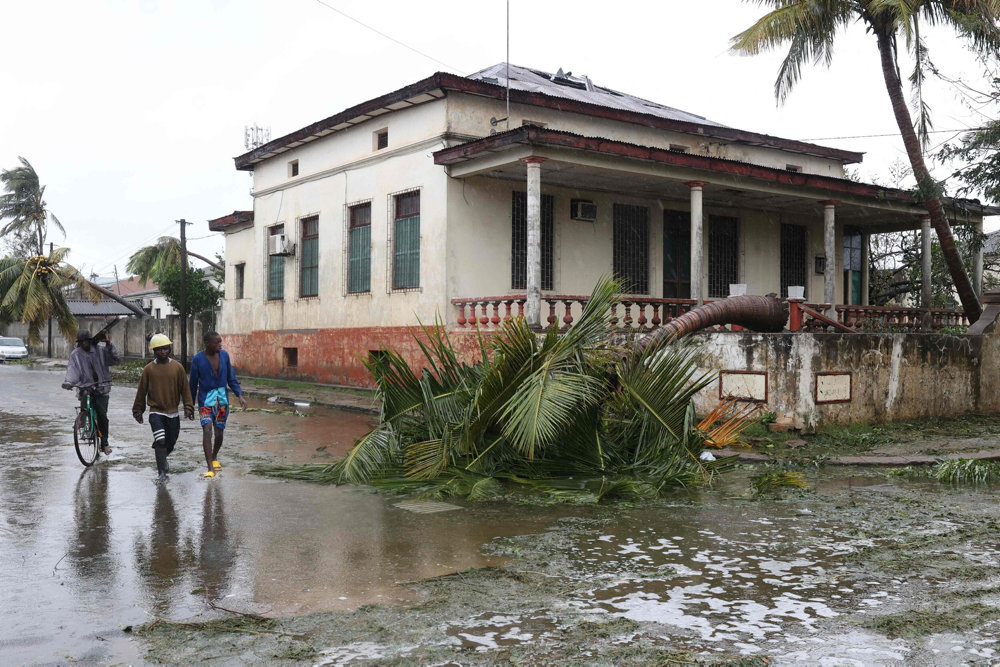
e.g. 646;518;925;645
47;242;53;358
178;219;192;369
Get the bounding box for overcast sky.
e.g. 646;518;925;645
1;0;994;280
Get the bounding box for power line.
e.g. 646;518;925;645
802;126;988;142
311;0;463;73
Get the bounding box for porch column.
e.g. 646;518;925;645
822;201;837;315
921;215;932;308
523;156;547;328
974;218;984;297
686;181;708;305
862;232;870;306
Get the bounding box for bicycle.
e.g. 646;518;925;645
74;385;103;467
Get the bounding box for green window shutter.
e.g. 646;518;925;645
300;236;319;296
348;225;371;293
393;215;420;289
268;255;284;299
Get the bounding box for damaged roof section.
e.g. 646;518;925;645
208;210;253;232
233;64;862;171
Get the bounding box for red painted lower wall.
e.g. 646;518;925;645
221;326;486;387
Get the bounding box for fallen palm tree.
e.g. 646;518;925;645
638;294;787;351
257;278;759;502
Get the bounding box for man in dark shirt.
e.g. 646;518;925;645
62;329;120;455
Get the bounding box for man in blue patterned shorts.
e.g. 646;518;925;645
189;331;247;478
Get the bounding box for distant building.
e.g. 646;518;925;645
213;63;997;385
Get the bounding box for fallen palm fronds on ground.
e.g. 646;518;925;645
256;278;756;502
750;471;809;497
887;458;1000;485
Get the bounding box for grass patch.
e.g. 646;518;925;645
933;458;1000;485
864;602;1000;638
243;376;374;397
110;359;148;384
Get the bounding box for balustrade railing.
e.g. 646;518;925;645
454;295;970;334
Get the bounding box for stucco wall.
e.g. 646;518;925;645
690;331;981;430
446;93;849;178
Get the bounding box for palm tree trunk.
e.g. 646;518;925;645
639;294;787;350
87;280;148;317
187;250;223;271
876;33;982;323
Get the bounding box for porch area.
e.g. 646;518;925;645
435;126;991;333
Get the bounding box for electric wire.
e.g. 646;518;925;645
802;126;987;142
311;0;463;73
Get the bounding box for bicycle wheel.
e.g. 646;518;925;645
74;411;100;466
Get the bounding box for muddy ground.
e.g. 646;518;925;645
3;362;1000;665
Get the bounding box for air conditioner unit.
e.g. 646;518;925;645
570;199;598;222
267;234;295;256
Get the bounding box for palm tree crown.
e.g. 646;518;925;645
732;0;1000;322
0;156;65;257
127;236;222;286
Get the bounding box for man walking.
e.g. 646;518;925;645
62;329;120;455
189;331;247;478
132;334;194;482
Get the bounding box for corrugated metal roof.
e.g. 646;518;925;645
66;299;141;316
468;63;727;128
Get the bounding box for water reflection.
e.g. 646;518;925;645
133;484;184;615
69;468;113;580
195;482;237;599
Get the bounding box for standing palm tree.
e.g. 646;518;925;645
127;236;222;287
0;156;64;256
732;0;1000;323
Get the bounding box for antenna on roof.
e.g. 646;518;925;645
244;123;271;151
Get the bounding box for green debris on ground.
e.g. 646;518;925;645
864;603;1000;638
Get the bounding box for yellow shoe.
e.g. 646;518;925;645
212;460;222;471
201;471;216;479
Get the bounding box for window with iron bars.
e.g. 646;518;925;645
613;203;649;294
843;226;863;305
347;202;372;294
300;216;319;297
511;191;554;291
392;191;420;290
707;215;739;298
267;224;284;300
663;209;691;298
779;223;808;298
234;263;245;299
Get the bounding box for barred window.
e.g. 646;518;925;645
844;226;863;305
300;216;319;297
779;224;807;298
267;224;284;300
348;203;371;294
707;215;739;298
392;191;420;290
234;263;245;299
511;191;554;290
613;203;649;294
662;209;690;298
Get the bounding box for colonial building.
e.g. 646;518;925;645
212;63;995;386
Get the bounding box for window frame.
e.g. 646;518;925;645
707;215;740;299
267;224;285;301
345;201;373;295
388;188;421;292
779;223;808;299
234;262;245;299
612;203;650;295
299;215;319;298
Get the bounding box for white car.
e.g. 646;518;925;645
0;337;29;362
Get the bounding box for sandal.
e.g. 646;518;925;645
201;471;216;479
212;460;222;471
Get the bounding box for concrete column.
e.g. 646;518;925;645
974;218;984;297
822;201;837;314
686;181;708;305
523;156;546;328
921;216;932;308
862;232;870;306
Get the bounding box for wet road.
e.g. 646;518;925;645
0;365;554;664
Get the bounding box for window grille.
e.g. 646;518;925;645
267;224;284;300
662;209;690;298
511;192;554;290
843;226;863;305
348;203;371;294
392;191;420;290
299;216;319;297
779;224;807;298
235;263;245;299
613;203;649;294
707;215;739;298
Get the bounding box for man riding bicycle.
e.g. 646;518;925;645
62;329;121;455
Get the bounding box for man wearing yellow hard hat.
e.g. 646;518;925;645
132;333;194;482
